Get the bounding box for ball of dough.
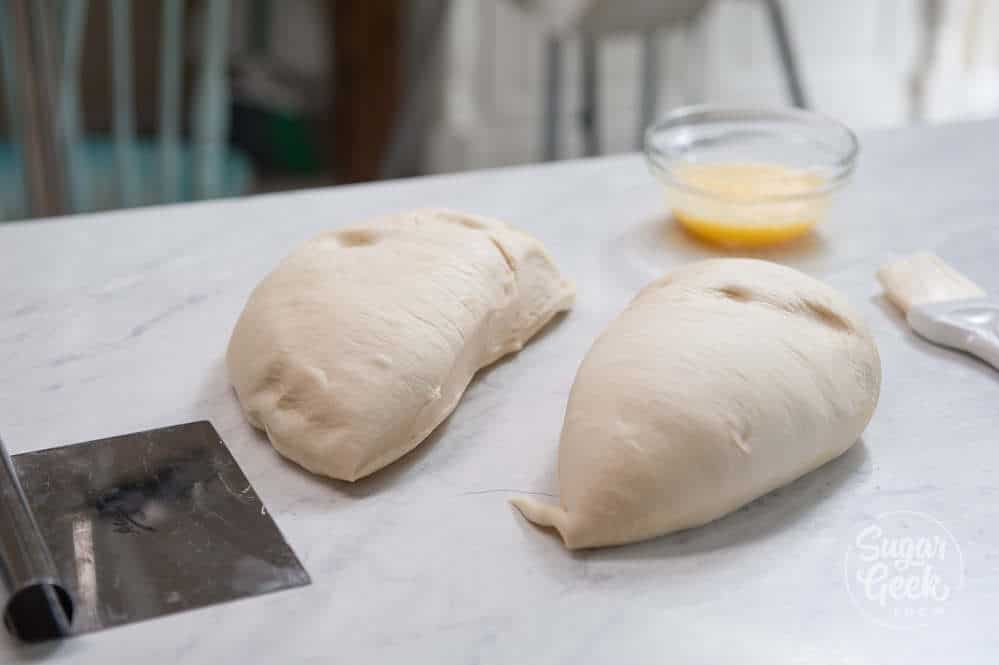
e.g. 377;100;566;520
227;209;575;481
513;258;880;549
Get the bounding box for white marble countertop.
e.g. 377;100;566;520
1;119;997;664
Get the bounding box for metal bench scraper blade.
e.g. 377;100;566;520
1;421;309;640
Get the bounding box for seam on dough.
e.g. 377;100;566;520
715;285;752;302
487;236;517;276
433;210;490;230
487;235;524;349
711;286;854;334
729;428;752;455
798;299;853;333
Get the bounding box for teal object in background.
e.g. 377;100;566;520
0;140;252;221
0;0;244;221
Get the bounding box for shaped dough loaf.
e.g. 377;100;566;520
227;209;575;481
513;258;880;549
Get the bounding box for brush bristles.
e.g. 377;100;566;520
877;252;986;313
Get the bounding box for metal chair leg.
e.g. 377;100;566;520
762;0;807;108
580;35;600;157
193;0;231;200
8;0;66;218
60;0;90;214
379;0;451;179
110;0;140;207
159;0;184;203
542;37;563;162
0;0;24;219
637;29;660;149
910;0;941;122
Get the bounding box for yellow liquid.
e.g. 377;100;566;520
668;162;827;247
674;213;816;246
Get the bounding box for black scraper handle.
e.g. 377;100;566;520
0;434;74;642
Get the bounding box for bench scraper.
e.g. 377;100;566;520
0;421;309;643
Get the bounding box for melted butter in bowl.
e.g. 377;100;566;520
668;162;829;247
645;106;858;248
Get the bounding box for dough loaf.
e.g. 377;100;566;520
513;258;880;549
227;209;575;481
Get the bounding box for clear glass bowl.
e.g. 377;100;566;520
644;105;859;247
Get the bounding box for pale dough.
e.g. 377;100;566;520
513;258;880;549
227;209;575;481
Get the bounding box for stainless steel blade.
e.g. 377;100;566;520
6;421;309;637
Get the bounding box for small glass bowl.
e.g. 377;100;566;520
644;105;859;247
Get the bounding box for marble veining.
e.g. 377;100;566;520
2;119;999;663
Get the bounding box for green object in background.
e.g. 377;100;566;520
267;110;320;173
230;0;324;176
231;95;322;175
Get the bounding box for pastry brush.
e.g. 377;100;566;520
877;251;998;370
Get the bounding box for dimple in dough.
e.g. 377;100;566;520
227;209;575;481
513;258;881;549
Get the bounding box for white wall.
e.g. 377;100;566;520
427;0;999;174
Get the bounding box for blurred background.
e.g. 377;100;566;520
1;0;998;221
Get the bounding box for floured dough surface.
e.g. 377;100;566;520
514;258;880;549
227;209;575;481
